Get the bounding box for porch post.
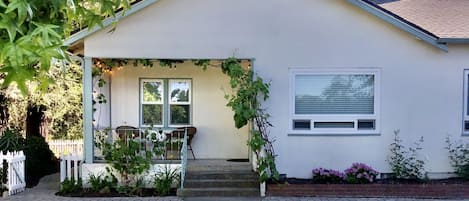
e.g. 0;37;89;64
83;57;94;163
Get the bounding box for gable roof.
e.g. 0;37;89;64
65;0;159;47
370;0;469;40
349;0;469;51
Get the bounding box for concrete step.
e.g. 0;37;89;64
177;187;260;197
185;171;258;180
184;179;259;188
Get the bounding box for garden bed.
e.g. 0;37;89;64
56;188;177;197
267;178;469;199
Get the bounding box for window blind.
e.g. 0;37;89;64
295;74;374;115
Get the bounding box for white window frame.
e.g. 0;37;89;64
289;68;381;135
463;70;469;135
168;79;192;127
140;79;165;127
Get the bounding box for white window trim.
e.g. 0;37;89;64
141;79;165;127
289;68;381;135
463;70;469;135
168;79;192;127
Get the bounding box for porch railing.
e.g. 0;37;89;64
180;128;188;190
94;128;185;161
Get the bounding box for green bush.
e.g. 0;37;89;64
387;130;426;180
59;178;82;194
154;165;179;196
24;136;58;187
0;129;25;153
88;173;117;193
445;136;469;179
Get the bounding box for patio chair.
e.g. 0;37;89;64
167;126;197;159
115;125;140;142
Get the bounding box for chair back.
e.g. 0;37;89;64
173;126;196;144
116;126;139;139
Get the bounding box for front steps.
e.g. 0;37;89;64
177;160;260;197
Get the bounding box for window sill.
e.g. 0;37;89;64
288;132;381;137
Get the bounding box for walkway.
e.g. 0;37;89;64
2;173;467;201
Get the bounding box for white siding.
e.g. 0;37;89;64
84;0;469;178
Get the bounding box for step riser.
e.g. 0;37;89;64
177;189;260;197
185;174;258;180
184;180;258;188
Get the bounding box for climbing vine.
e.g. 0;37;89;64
220;57;279;182
93;57;279;182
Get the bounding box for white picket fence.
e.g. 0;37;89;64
48;139;83;157
0;151;26;195
60;153;83;184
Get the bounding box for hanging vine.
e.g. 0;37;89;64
93;57;279;182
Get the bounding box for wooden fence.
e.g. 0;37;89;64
48;139;83;157
0;151;26;195
60;153;83;184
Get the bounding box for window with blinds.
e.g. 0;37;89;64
289;69;380;135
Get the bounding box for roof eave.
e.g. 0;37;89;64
64;0;159;46
348;0;448;52
437;38;469;44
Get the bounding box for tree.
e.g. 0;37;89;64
0;0;133;93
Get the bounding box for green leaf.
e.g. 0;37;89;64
0;13;18;41
5;0;32;26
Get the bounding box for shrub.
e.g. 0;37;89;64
344;163;378;183
312;168;344;184
0;129;25;153
387;130;426;180
445;136;469;179
59;178;82;194
154;165;180;196
24;136;58;187
88;173;117;194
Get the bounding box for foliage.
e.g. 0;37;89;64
59;178;82;194
116;176;145;196
153;165;179;196
0;129;25;153
87;173;117;194
24;136;58;187
0;0;134;94
387;130;426;180
220;57;278;182
445;136;469;179
312;168;344;184
97;129;153;186
344;163;379;184
3;63;83;140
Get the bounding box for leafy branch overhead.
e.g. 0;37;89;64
0;0;133;93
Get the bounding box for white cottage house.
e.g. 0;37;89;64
67;0;469;185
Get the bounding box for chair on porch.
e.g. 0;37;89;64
115;125;140;142
167;126;197;159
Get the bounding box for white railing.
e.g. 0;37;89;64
180;128;188;190
60;153;83;184
0;151;26;195
48;139;83;157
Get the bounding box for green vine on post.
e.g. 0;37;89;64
220;57;279;182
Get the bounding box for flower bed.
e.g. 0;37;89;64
267;178;469;199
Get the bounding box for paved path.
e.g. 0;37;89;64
3;174;468;201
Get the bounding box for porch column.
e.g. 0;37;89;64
83;57;94;163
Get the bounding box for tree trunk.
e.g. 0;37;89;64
26;104;46;138
0;93;8;134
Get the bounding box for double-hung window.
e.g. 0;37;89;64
141;79;192;127
289;68;380;135
463;70;469;134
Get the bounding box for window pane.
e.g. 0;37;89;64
143;81;163;102
170;80;190;103
467;74;469;115
170;105;190;125
142;104;163;125
295;74;374;114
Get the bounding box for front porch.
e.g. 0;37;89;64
85;59;253;163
